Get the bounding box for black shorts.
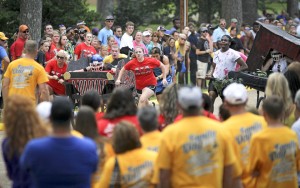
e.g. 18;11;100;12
137;85;156;94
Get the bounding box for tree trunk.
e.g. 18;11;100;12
221;0;243;28
287;0;299;18
97;0;114;18
20;0;42;41
242;0;258;25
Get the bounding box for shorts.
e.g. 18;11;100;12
155;74;172;95
137;85;156;95
177;61;186;73
208;79;225;100
196;60;208;79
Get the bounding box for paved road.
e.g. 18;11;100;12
0;89;262;187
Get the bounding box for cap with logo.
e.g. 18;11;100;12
178;86;202;110
223;83;248;105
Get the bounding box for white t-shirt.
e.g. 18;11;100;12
271;58;287;73
213;48;240;79
120;32;133;49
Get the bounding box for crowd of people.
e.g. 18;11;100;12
1;10;300;188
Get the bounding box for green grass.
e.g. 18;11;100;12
88;4;97;11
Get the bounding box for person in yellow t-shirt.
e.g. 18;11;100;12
103;45;127;65
246;96;300;188
156;86;241;188
138;106;162;152
3;40;49;104
98;121;157;188
222;83;267;186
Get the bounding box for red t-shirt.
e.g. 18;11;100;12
97;115;142;137
10;37;26;60
124;57;160;90
45;42;57;62
45;59;67;95
74;42;97;59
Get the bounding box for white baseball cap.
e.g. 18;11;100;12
178;86;202;110
223;83;248;105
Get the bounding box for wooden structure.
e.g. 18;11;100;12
247;22;300;72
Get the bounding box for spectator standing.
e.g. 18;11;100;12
212;19;230;49
246;96;300;188
156;86;240;188
20;97;98;187
133;31;148;54
113;26;122;47
98;15;114;45
187;23;198;85
36;40;50;67
195;27;212;88
143;30;154;53
74;32;97;60
10;25;29;60
138;106;162;152
45;30;60;62
103;45;127;65
58;24;66;35
120;21;135;50
169;18;180;34
3;40;49;104
98;121;157;187
0;32;10;72
44;24;54;37
222;83;267;186
2;95;48;188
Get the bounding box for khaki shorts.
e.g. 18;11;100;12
196;60;208;79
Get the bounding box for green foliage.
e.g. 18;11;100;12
0;0;100;38
213;78;243;96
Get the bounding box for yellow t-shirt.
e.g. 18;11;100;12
246;126;300;188
103;54;127;64
98;148;157;187
140;130;162;152
222;112;267;183
156;116;239;188
4;58;48;103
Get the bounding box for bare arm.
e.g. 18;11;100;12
74;54;78;61
2;56;10;73
159;62;167;80
2;77;10;103
116;67;126;84
38;83;50;102
261;58;273;72
223;165;235;188
236;57;248;72
158;169;171;188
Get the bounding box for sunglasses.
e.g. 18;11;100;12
106;20;114;22
202;30;208;33
23;30;29;33
220;39;229;42
181;38;187;41
57;56;65;59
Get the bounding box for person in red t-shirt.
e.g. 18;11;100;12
116;46;167;107
10;25;29;60
45;30;60;62
97;87;142;137
74;32;97;60
45;50;68;97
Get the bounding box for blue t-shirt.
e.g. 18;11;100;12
0;46;8;68
20;136;98;188
98;27;113;45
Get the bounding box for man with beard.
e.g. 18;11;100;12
74;32;97;60
208;35;248;112
10;25;29;60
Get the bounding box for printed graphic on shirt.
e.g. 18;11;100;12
134;66;151;75
12;65;34;88
235;122;263;165
182;131;218;176
81;49;95;58
122;161;154;187
269;141;298;183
